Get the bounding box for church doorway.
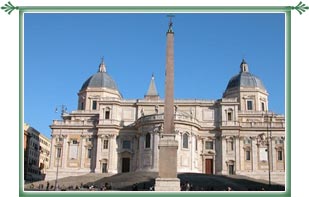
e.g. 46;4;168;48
102;163;108;173
122;158;130;173
228;164;234;175
205;159;213;174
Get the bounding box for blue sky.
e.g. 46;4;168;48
24;13;285;138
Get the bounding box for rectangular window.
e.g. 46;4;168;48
195;138;198;151
102;163;108;173
103;140;109;149
205;141;213;150
182;134;189;149
145;133;151;148
92;101;97;110
57;148;61;158
247;100;253;110
122;140;131;149
81;102;84;110
245;150;251;160
105;111;110;119
278;150;283;161
87;148;92;159
72;139;78;144
227;112;232;121
261;102;265;111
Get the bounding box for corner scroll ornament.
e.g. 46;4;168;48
292;1;309;14
1;1;18;15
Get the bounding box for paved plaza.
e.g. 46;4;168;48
24;171;285;191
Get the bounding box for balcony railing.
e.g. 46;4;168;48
240;121;285;128
137;113;199;124
52;120;96;126
220;121;285;128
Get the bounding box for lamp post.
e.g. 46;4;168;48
54;105;66;191
265;111;272;189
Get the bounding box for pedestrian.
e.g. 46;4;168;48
46;181;50;191
185;181;190;191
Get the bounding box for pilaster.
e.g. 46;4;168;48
251;136;258;171
239;137;244;171
62;135;68;168
108;134;117;173
271;137;275;171
49;135;56;169
95;135;103;172
79;134;86;169
222;136;227;172
235;136;240;173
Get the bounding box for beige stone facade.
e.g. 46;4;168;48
24;123;51;182
39;133;51;179
45;59;285;185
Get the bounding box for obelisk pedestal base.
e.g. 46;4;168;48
155;178;180;191
155;134;180;191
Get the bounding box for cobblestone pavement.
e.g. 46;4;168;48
24;172;285;191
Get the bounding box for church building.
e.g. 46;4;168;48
46;23;285;185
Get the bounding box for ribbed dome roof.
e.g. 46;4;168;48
225;59;266;91
80;61;119;91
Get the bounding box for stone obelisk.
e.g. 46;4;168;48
155;16;180;191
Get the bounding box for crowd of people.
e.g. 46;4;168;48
27;181;113;191
27;180;277;191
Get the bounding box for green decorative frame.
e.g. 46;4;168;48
3;1;299;197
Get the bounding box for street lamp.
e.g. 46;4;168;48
264;111;273;189
54;105;66;191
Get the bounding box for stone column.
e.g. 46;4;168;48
49;135;56;169
62;135;68;168
95;135;102;172
138;134;143;170
271;137;276;171
155;18;180;191
153;132;159;171
222;136;227;173
152;132;155;169
239;137;244;171
109;135;117;173
235;136;240;173
251;137;258;171
79;135;86;169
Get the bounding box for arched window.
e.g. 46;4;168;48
145;133;151;148
227;111;232;121
183;133;189;149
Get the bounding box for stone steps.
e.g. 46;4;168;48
25;172;285;191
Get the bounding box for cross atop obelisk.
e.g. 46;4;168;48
155;15;180;191
167;14;174;33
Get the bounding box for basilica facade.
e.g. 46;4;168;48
46;36;285;185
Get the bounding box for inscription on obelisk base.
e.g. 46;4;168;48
154;16;180;191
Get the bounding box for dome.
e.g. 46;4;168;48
80;61;119;91
225;59;266;92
